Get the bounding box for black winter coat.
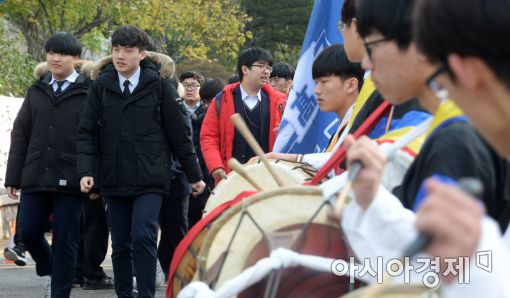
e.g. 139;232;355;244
191;105;211;184
77;60;202;197
5;73;90;195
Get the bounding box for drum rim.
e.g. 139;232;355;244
169;190;258;297
206;160;318;214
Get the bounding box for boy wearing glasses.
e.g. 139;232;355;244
340;0;509;231
339;0;425;136
180;71;204;113
412;0;510;295
335;0;510;287
200;47;287;182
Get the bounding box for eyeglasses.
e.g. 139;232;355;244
363;37;391;61
426;65;450;101
183;83;200;90
251;64;273;73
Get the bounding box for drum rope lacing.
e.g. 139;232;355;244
177;248;370;298
202;198;330;289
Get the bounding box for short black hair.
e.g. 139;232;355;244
414;0;510;88
111;25;149;51
341;0;358;26
236;47;273;81
45;32;82;57
357;0;414;49
199;78;226;102
179;71;205;85
270;62;295;80
312;44;365;91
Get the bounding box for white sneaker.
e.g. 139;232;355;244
155;260;166;287
132;260;165;293
43;278;51;298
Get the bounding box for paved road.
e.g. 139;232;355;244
0;265;167;297
0;237;167;297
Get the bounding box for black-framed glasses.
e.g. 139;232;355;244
183;83;200;90
363;37;391;60
426;65;449;100
251;64;273;73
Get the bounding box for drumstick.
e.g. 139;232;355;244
403;177;484;257
231;113;285;187
228;158;264;191
334;161;362;215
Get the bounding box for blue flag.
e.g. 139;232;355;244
273;0;344;154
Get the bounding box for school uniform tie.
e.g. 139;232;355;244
122;80;131;98
54;80;66;97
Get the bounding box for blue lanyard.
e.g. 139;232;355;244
425;116;468;143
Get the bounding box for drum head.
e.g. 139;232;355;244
205;160;316;215
197;186;358;297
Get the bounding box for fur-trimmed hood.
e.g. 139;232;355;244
91;51;175;80
33;60;96;80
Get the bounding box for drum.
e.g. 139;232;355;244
167;190;257;298
204;159;317;214
196;186;359;297
340;284;440;298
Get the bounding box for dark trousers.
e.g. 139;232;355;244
187;187;210;229
158;195;188;277
13;201;23;248
107;193;162;298
19;191;84;298
76;197;109;280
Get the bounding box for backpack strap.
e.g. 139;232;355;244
215;91;224;117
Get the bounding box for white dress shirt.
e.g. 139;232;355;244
49;70;79;93
187;101;201;114
118;66;141;94
302;104;354;169
239;84;262;110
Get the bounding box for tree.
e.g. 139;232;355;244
1;0;131;60
0;19;37;97
133;0;251;67
2;0;251;66
241;0;313;64
175;59;233;82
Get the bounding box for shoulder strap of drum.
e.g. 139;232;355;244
308;100;392;185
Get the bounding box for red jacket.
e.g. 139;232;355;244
200;82;286;176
